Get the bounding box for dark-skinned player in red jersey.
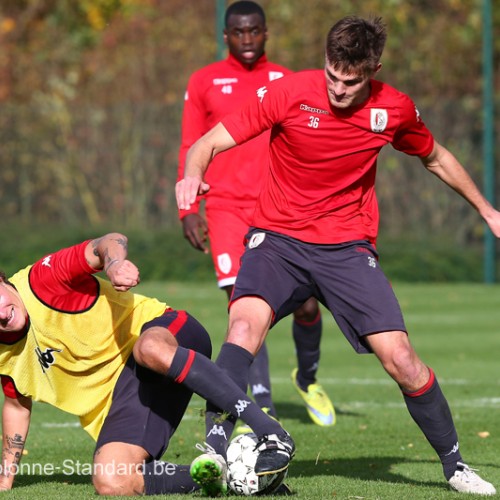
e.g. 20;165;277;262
177;0;335;435
177;15;498;496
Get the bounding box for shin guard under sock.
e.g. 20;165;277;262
293;310;322;389
168;344;282;455
248;342;277;417
402;368;462;479
143;461;197;494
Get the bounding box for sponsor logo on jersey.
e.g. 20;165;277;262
217;253;232;275
213;78;238;85
268;71;284;81
370;108;388;133
35;346;62;373
415;105;422;122
248;232;266;249
256;86;268;102
42;255;52;267
299;103;329;115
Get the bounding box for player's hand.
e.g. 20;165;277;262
105;259;140;291
182;214;209;253
176;176;210;211
485;210;500;238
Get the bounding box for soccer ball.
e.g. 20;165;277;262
226;432;287;496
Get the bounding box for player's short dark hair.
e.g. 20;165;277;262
0;270;13;287
325;16;387;77
225;1;266;28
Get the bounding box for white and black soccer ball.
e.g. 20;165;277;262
226;432;287;496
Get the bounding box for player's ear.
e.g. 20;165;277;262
373;62;382;76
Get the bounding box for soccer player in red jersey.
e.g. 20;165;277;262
0;232;294;496
177;16;499;495
178;0;335;431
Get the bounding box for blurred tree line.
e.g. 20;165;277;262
0;0;499;279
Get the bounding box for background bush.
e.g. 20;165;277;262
0;225;485;283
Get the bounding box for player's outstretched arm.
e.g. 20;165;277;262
176;122;237;211
85;233;140;292
0;394;32;491
420;141;500;238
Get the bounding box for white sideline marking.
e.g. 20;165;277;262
41;422;80;428
38;379;499;428
271;377;469;385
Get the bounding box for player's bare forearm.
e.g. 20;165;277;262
86;233;129;271
85;233;140;291
176;123;237;210
0;396;32;490
421;141;500;235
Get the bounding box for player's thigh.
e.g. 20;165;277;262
233;229;316;323
313;240;406;354
206;207;253;286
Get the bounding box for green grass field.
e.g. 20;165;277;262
3;282;499;499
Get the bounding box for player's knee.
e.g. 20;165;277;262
382;344;420;383
93;471;137;496
133;330;176;371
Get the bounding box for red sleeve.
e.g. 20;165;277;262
222;78;285;146
29;240;100;311
1;376;20;399
392;95;434;157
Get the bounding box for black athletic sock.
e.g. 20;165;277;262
248;342;277;417
167;344;283;455
143;461;197;494
402;368;462;480
293;310;322;389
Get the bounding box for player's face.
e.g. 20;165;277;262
0;281;27;334
324;61;374;110
224;13;267;67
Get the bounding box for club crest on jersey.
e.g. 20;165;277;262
248;232;265;249
217;253;232;275
268;71;284;81
370;108;388;133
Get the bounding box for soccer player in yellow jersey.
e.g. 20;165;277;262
0;232;294;496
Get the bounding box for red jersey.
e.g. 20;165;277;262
177;53;291;217
222;70;435;244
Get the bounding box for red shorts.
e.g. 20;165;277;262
206;206;255;288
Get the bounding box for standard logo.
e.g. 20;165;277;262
248;233;266;249
217;253;232;275
268;71;284;81
370;108;388;133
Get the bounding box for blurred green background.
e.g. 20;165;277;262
0;0;498;281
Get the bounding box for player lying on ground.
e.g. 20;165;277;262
0;232;294;496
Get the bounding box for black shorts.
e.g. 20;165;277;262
232;229;406;354
95;309;212;460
